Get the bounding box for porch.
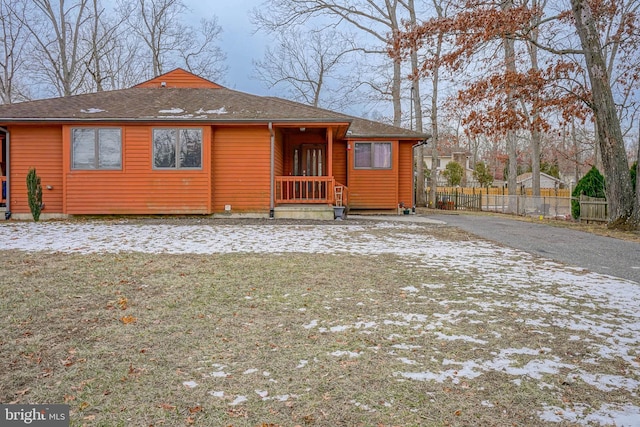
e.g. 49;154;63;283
274;176;348;220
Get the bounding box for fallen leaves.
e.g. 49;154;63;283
120;315;137;324
157;403;176;411
117;296;129;310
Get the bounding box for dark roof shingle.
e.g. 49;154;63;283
0;87;427;139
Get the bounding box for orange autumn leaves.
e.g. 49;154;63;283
389;2;592;136
107;294;137;324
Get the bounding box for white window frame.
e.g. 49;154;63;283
354;142;392;169
152;128;203;170
71;128;122;170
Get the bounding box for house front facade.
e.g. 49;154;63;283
0;69;427;220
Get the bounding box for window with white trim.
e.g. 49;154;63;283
71;128;122;170
354;142;392;169
153;128;202;169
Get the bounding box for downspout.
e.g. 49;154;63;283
0;127;9;219
269;122;275;218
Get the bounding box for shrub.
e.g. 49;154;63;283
443;161;464;186
571;166;605;219
26;168;43;222
473;161;493;188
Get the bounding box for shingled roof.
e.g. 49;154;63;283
0;85;427;140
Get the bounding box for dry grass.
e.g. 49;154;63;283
0;222;638;426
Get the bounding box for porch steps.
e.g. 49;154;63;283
0;206;5;220
274;205;335;221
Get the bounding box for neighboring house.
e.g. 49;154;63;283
423;147;474;186
0;69;427;220
516;172;562;190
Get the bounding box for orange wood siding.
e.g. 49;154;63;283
332;140;347;185
274;129;284;176
63;125;211;214
398;141;414;207
212;126;271;213
135;68;222;89
347;140;399;209
9;126;64;214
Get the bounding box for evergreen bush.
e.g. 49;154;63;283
26;168;43;222
571;166;605;219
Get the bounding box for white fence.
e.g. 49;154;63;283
482;195;572;218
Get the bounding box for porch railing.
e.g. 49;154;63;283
275;176;337;204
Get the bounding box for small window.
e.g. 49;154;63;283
354;142;391;169
72;128;122;170
153;128;202;169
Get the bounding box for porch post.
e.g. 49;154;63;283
327;127;333;177
269;122;275;217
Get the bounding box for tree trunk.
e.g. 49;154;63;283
502;0;518;201
408;0;425;206
428;0;444;208
570;0;635;227
635;121;640;225
528;0;542;197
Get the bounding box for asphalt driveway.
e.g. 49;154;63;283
427;213;640;285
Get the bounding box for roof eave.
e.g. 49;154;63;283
346;133;430;140
0;117;353;124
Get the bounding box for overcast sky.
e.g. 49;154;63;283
185;0;267;95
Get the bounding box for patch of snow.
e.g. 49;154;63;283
401;286;420;293
255;390;268;398
208;391;224;398
296;360;308;369
158;108;184;114
391;343;421;350
183;381;198;388
354;321;377;329
434;331;487;344
210;371;229;378
302;319;318;329
330;350;360;358
539;403;640;426
229;395;247;406
242;368;258;375
196;107;227;115
397;360;483;383
80;108;105;114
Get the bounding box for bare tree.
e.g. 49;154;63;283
252;0;419;126
81;0;123;91
0;0;30;102
21;0;92;96
401;0;426;206
253;27;356;110
118;0;226;81
177;16;226;81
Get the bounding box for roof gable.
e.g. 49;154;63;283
134;68;222;89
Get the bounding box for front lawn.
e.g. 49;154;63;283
1;219;638;426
